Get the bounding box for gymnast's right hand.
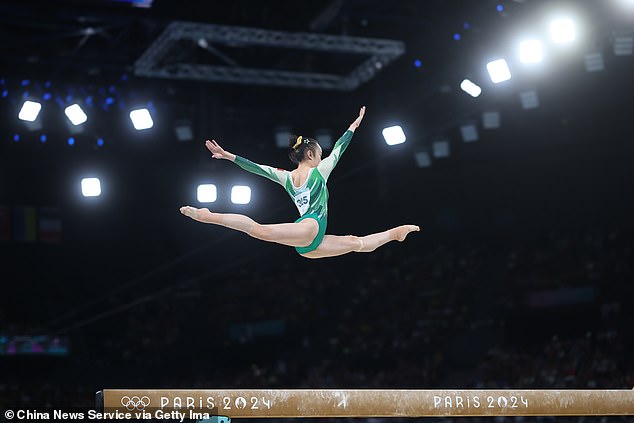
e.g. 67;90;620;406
205;139;233;160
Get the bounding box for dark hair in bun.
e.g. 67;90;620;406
288;135;318;165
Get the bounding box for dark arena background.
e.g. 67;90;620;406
0;0;633;421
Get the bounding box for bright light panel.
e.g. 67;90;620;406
460;79;482;97
616;0;634;10
584;52;604;72
197;184;217;203
382;125;406;145
482;111;501;129
175;123;193;141
550;18;576;44
519;90;540;109
315;130;333;149
231;185;251;204
520;40;543;63
486;59;512;83
130;108;154;130
460;124;478;142
432;140;450;158
414;152;431;168
65;104;88;125
18;101;42;122
81;177;101;197
613;35;633;56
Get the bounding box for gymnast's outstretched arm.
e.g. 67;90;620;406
317;106;365;181
205;139;287;186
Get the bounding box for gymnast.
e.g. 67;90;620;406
180;106;420;259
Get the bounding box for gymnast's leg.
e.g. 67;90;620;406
301;225;420;259
180;206;318;248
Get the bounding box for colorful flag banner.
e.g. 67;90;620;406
0;206;9;241
13;206;37;242
39;207;62;244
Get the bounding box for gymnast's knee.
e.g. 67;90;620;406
249;223;270;240
298;220;320;242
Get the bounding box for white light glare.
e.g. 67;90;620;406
130;108;154;130
65;104;88;125
460;79;482;97
382;125;406;145
486;59;512;83
231;185;251;204
81;177;101;197
197;184;217;203
18;100;42;122
550;18;576;44
520;40;544;63
617;0;634;9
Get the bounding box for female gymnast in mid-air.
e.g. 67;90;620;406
180;106;420;259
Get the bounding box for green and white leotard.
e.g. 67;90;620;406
233;129;354;254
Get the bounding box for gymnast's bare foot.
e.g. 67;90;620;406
180;206;201;219
391;225;421;242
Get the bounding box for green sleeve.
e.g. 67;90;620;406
234;155;288;186
317;130;353;181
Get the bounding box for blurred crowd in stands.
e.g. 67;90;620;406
1;226;632;422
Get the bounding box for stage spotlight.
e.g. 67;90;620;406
275;127;292;148
414;152;431;168
197;184;217;203
315;129;333;149
460;79;482;97
584;52;604;72
81;177;101;197
519;90;540;109
97;138;104;147
615;0;634;10
432;140;450;158
613;34;633;56
174;120;194;142
520;40;543;63
65;104;87;125
486;59;511;83
68;137;76;146
40;134;47;143
231;185;251;205
130;108;153;130
382;125;406;146
550;18;576;44
483;111;501;129
460;124;479;142
13;134;20;142
18;100;42;122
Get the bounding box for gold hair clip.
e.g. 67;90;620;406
292;136;303;150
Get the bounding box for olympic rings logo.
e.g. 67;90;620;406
121;395;151;411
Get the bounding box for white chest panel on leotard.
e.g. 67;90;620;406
293;190;311;215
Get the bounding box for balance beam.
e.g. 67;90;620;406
96;389;634;417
